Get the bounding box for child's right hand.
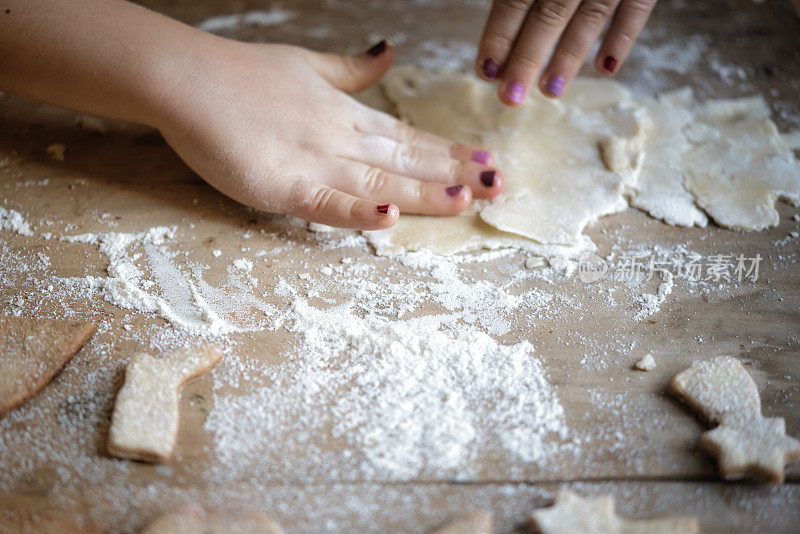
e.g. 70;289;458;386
155;39;504;230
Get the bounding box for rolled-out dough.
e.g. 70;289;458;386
0;315;95;415
364;67;800;257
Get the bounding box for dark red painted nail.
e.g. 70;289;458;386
367;40;387;57
603;56;618;73
376;204;390;214
446;185;464;197
480;170;496;187
482;58;500;79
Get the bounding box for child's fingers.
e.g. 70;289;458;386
337;133;503;199
287;178;399;230
539;0;621;95
356;108;497;167
497;0;582;106
306;40;395;94
332;160;473;215
475;0;535;81
594;0;657;76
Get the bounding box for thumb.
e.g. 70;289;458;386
307;40;395;94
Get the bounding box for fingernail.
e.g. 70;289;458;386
376;204;390;214
471;150;491;165
446;185;464;197
507;82;526;104
481;58;500;79
603;56;618;73
545;76;564;96
480;170;496;187
366;40;387;57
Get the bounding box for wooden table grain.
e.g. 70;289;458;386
0;0;798;532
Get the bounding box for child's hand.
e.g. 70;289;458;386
475;0;657;104
157;40;504;230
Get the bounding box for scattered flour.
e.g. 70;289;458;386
195;8;296;33
205;298;570;481
59;227;239;335
634;269;674;322
0;207;34;236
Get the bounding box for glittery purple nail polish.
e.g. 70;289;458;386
446;185;464;197
546;76;565;96
471;150;491;165
481;58;500;79
480;170;496;188
507;82;525;104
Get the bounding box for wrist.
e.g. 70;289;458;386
133;28;224;131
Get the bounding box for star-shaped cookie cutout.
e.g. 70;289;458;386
701;417;800;483
671;356;800;483
530;490;698;534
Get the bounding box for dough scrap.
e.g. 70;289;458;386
364;67;800;257
142;505;284;534
0;315;95;415
530;490;698;534
627;89;708;228
670;356;800;483
107;344;222;462
364;213;592;257
683;98;800;231
431;510;493;534
634;354;656;371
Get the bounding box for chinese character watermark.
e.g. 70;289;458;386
576;252;762;284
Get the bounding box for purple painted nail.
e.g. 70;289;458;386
471;150;491;165
366;40;387;57
481;58;500;79
480;170;496;188
446;185;464;197
546;76;565;96
507;82;525;104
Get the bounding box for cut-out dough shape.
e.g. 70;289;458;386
0;315;95;415
671;356;800;483
107;344;222;462
142;505;284;534
530;490;698;534
431;510;493;534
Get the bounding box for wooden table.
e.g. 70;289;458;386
1;0;799;532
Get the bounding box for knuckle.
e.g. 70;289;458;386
483;32;516;52
362;166;390;194
558;46;584;66
497;0;534;13
624;0;656;17
447;161;461;183
287;178;314;215
577;0;616;25
307;185;337;213
391;143;424;173
412;181;425;202
512;49;543;71
531;0;572;28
